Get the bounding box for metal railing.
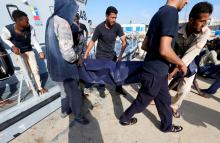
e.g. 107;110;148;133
0;51;38;107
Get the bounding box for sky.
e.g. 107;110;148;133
86;0;220;26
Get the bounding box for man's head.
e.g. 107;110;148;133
105;6;118;27
74;13;80;25
12;10;29;29
176;0;189;11
54;0;79;26
167;0;188;11
188;2;213;33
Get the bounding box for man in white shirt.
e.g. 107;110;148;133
1;10;47;94
169;2;213;118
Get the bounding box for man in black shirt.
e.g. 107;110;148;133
84;6;127;98
119;0;188;133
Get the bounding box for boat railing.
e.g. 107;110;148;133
0;51;38;107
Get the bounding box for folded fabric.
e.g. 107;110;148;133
78;59;144;85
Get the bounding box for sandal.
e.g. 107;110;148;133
170;125;183;132
119;118;137;126
172;111;181;118
38;88;48;95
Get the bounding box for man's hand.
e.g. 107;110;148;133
83;54;88;59
84;40;95;60
77;57;83;67
117;56;123;62
168;67;179;80
178;63;187;76
11;46;20;55
168;73;175;80
39;52;45;59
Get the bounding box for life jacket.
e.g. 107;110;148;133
5;24;32;53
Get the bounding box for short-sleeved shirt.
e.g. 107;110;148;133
92;21;124;59
174;23;211;67
143;5;179;76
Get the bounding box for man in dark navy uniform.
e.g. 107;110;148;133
119;0;189;133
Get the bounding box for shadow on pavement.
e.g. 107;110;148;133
68;98;104;143
181;100;220;130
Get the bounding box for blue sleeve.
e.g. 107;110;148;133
160;8;178;38
92;26;100;42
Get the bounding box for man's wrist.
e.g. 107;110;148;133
178;62;185;67
83;54;88;59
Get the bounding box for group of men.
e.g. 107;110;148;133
0;0;214;133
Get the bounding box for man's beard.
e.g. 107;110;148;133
106;21;114;28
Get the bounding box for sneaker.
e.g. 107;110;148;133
75;116;90;125
60;112;68;118
119;118;138;126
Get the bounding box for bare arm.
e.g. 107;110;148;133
84;40;95;59
160;36;187;75
168;67;179;80
117;35;127;61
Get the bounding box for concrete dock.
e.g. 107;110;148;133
9;76;220;143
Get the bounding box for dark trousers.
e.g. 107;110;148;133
203;76;220;94
59;78;83;118
199;64;220;78
96;54;123;94
120;72;172;132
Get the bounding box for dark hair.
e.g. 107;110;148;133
106;6;118;15
12;10;27;21
75;13;80;20
189;2;213;20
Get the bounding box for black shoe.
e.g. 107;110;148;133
119;118;137;126
116;87;126;96
75;117;90;125
170;125;183;133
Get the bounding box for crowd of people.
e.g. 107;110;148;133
0;0;219;133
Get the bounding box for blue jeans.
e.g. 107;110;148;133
199;64;220;78
202;76;220;94
120;72;172;132
59;78;83;118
